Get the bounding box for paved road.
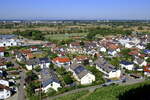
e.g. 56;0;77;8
18;70;26;100
43;78;145;100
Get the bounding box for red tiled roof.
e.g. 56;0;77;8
128;50;139;55
31;46;38;49
0;58;6;66
0;47;5;52
27;53;34;59
53;57;70;63
0;84;10;90
76;56;88;61
20;49;31;54
108;44;119;50
144;67;150;72
139;54;146;58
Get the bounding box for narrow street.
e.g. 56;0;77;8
18;70;26;100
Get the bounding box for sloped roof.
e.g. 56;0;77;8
70;63;90;79
0;34;16;39
41;68;60;87
0;47;5;52
120;61;134;65
95;58;116;73
53;57;70;63
0;84;10;90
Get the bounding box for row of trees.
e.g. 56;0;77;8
14;30;44;40
87;27;132;40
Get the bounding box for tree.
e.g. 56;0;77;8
35;66;42;72
47;88;56;97
146;43;150;49
63;74;74;84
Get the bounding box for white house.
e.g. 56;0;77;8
125;42;135;48
26;58;50;70
136;44;145;50
0;63;7;69
108;50;117;56
120;61;134;70
69;64;95;85
41;68;61;92
39;58;51;69
0;35;21;47
100;47;106;52
95;58;121;79
42;80;61;92
30;46;38;52
133;58;147;67
0;84;11;100
0;80;9;87
52;57;71;67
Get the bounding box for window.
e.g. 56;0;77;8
51;83;53;86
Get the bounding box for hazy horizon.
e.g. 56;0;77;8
0;0;150;20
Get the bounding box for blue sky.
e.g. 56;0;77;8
0;0;150;20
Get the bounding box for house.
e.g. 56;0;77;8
74;56;89;64
43;42;57;48
0;70;7;78
108;50;117;56
26;53;35;60
125;42;135;48
0;34;21;47
30;46;38;52
108;44;120;52
128;50;139;56
19;49;31;56
133;57;147;67
144;65;150;76
0;58;7;69
39;58;51;69
69;42;81;48
26;58;50;70
40;68;61;92
15;52;26;62
120;61;134;70
0;80;9;87
0;84;11;99
100;47;106;52
69;64;95;85
143;49;150;54
25;58;39;70
136;44;145;49
95;58;121;79
52;57;71;67
0;47;5;57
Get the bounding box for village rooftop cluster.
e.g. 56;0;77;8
0;33;150;99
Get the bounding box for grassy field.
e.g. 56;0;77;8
53;81;150;100
54;90;89;100
45;33;88;41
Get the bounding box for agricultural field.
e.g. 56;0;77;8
45;33;88;41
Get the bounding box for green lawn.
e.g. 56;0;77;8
45;33;87;40
54;90;89;100
53;81;150;100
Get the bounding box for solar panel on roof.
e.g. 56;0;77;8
42;78;53;87
74;66;85;74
